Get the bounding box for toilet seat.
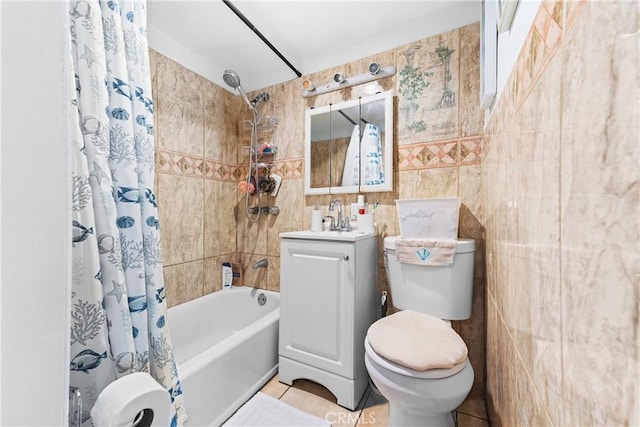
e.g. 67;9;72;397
364;337;466;380
367;310;468;371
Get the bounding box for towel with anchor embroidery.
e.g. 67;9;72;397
395;239;456;266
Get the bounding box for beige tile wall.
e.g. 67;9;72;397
484;1;639;425
150;50;243;307
150;23;487;398
243;22;486;398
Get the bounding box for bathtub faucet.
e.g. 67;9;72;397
253;258;268;269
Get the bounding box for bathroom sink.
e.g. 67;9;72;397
279;230;375;242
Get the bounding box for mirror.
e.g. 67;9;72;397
304;90;393;195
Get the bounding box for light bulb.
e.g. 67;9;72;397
363;82;383;96
368;62;381;75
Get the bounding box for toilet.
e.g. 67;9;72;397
364;236;475;427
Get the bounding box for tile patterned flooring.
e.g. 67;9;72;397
258;374;490;427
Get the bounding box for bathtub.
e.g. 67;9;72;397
168;286;280;426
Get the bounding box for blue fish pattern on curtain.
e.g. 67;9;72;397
68;0;186;425
361;123;384;185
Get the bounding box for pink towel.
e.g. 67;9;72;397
395;239;456;266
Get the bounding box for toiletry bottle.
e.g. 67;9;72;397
357;194;366;214
222;262;232;289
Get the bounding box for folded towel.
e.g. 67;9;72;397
395;238;456;266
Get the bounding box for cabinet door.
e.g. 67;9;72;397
280;239;355;379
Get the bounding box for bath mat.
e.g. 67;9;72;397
223;392;330;427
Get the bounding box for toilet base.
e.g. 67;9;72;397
389;405;455;427
364;338;474;427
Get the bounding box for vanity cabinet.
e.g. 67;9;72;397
278;232;377;410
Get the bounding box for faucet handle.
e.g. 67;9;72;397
323;215;335;231
343;216;351;231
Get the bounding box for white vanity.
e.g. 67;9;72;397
278;230;378;409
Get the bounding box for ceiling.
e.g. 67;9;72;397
146;1;481;93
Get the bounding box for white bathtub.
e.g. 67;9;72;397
169;286;280;426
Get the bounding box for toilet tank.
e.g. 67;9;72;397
384;236;475;320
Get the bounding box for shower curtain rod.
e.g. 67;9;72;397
222;0;302;78
338;110;370;126
338;110;356;126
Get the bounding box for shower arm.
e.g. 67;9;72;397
236;85;254;112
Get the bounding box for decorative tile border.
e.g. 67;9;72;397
397;136;482;170
235;158;303;182
203;159;243;182
274;158;304;180
484;0;586;158
515;0;587;114
398;139;458;170
156;149;239;182
511;3;563;113
460;136;482;166
156;149;304;182
564;0;588;32
160;140;480;178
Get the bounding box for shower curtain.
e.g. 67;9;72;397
361;123;384;185
341;123;384;187
341;125;361;187
68;1;186;425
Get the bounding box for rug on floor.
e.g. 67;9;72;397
223;392;330;427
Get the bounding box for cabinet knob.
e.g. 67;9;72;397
343;255;349;261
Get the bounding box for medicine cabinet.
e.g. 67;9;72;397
304;90;393;195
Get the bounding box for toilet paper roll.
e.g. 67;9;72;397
90;372;171;427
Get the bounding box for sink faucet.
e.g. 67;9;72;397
328;199;350;231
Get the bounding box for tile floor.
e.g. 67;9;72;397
259;374;491;427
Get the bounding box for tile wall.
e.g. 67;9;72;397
245;22;486;398
483;1;639;425
150;51;245;306
150;22;486;398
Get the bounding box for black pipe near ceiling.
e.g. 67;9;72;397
222;0;302;78
338;110;356;126
337;110;369;126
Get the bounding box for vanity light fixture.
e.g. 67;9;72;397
303;80;315;91
302;65;396;98
362;81;383;96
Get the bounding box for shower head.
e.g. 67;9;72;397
223;69;241;89
222;69;253;110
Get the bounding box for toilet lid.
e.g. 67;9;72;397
367;310;468;371
365;338;467;379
